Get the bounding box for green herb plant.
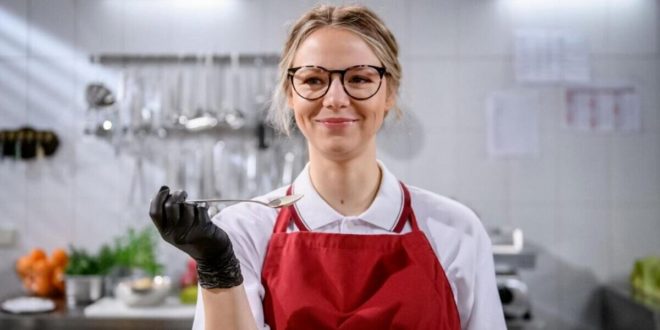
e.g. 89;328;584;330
66;227;163;276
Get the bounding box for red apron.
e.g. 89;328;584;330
261;183;461;330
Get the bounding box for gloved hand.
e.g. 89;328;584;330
149;186;243;289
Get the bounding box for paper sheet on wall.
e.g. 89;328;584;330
563;83;641;132
486;91;540;158
514;29;590;84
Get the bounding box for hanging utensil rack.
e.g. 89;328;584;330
89;53;280;66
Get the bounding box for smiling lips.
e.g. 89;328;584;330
315;118;359;128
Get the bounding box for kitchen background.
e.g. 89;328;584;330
0;0;658;329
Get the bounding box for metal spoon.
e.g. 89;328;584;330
186;194;303;209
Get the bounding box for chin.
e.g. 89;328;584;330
315;141;365;161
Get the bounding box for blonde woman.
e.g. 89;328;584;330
150;5;505;330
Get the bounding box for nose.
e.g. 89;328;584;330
322;75;350;110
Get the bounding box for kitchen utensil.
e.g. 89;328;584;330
186;194;303;209
65;275;104;308
222;53;245;129
85;83;115;108
114;276;172;307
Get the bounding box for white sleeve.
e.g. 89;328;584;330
191;205;273;330
464;227;506;330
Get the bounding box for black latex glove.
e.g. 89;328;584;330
149;186;243;289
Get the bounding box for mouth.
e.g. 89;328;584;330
314;118;359;129
315;118;359;124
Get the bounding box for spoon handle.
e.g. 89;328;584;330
186;199;268;207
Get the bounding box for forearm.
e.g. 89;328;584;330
202;284;258;330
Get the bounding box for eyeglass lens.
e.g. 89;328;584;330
291;66;383;100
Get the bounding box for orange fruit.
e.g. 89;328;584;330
22;277;33;291
16;256;32;278
29;248;47;262
50;249;68;268
32;259;52;276
31;275;52;297
52;267;65;293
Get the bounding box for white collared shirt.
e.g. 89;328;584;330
193;162;506;330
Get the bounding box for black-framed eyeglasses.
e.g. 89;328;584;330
287;65;387;101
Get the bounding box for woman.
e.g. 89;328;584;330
150;4;505;330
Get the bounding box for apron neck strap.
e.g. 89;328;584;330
273;182;419;233
392;182;419;233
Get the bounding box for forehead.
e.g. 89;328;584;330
292;27;381;69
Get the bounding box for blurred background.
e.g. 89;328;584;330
0;0;658;329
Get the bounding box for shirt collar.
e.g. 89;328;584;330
291;161;404;231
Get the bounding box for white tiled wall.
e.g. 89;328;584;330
1;0;659;328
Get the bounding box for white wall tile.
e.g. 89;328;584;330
556;0;608;55
556;204;611;282
171;0;265;54
409;0;458;57
0;250;24;298
262;0;316;53
28;0;77;58
510;88;560;203
0;0;29;57
72;139;126;250
520;252;560;320
508;0;559;31
510;202;558;251
456;59;513;129
26;58;76;128
0;59;28;126
556;204;610;328
611;133;660;203
76;0;125;54
355;0;408;55
610;203;660;279
606;0;659;55
123;0;177;54
591;58;660;131
404;125;457;197
0;162;27;237
454;128;511;203
457;0;512;57
23;161;75;250
557;134;612;203
406;59;458;128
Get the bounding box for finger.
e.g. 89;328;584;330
149;186;170;228
171;190;188;203
164;189;187;233
175;202;198;244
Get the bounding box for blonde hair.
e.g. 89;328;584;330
268;4;402;135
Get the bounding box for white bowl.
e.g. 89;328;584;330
114;276;172;307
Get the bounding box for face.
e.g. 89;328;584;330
287;27;395;162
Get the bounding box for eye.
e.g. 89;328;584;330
303;77;325;85
348;76;372;84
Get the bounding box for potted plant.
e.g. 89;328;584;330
64;227;163;307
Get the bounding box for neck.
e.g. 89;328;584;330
307;145;382;216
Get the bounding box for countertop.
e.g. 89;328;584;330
0;295;194;330
603;284;660;330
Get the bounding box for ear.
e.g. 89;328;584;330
286;88;294;109
385;91;396;114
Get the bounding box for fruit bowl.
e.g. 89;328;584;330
114;276;172;307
